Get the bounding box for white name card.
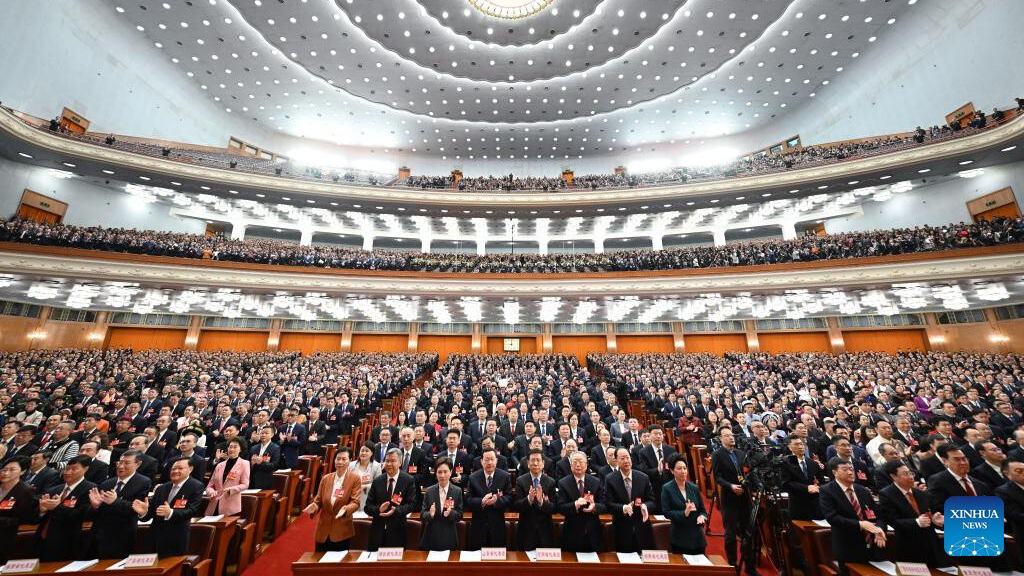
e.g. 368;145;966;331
1;559;39;573
958;567;993;576
641;550;670;564
481;547;507;561
124;554;159;568
535;548;562;561
377;547;404;561
895;562;930;576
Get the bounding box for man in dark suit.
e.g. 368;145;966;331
711;429;755;574
127;435;161;483
556;451;606;552
277;411;307;469
927;444;994;510
603;447;655;552
372;428;397;463
781;436;827;520
35;455;96;561
364;448;417;551
996;461;1024;545
970;440;1007;488
637;425;676;512
819;457;887;575
588;429;614;474
133;457;204;557
877;461;947;567
304;407;329;456
5;426;38;461
514;450;556;550
249;426;282;490
396;427;431;494
164;433;208;482
80;441;110;484
466;448;512;549
24;451;60;494
511;421;538;464
87;449;153;559
369;412;399;444
436;430;473;489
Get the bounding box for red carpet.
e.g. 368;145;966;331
244;498;779;575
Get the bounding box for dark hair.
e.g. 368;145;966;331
831;435;849;446
527;449;545;460
168;456;194;469
335;445;352;457
121;449;144;464
67;455;92;469
668;453;688;469
936;443;962;460
827;456;851;472
5;455;30;471
882;459;905;478
227;437;248;452
648;424;663;433
434;457;452;472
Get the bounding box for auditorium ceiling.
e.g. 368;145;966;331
112;0;919;160
0;273;1020;324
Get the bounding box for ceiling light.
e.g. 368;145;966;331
1002;146;1018;152
958;168;985;179
17;152;33;159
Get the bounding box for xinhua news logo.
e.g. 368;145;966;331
944;496;1004;557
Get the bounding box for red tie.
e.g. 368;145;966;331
846;487;864;519
962;478;976;497
905;490;920;515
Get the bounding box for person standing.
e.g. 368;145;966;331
87;450;152;559
661;454;708;554
133;457;204;557
603;447;655;552
249;427;281;490
364;448;417;551
513;449;556;550
711;428;755;574
466;448;511;550
556;451;606;552
0;456;36;563
204;438;250;516
35;455;95;561
304;447;362;551
419;458;463;551
820;457;887;575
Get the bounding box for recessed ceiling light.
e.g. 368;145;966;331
17;152;33;159
879;175;892;180
917;169;931;174
62;162;76;168
138;176;150;181
959;160;974;165
1002;146;1018;152
256;193;265;198
282;196;291;200
229;190;239;194
102;169;115;175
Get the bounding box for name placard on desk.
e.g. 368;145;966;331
641;550;670;564
1;559;39;573
124;554;159;568
958;567;993;576
377;548;404;561
536;548;562;561
481;548;507;561
895;562;930;576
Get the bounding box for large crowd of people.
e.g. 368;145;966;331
11;98;1018;194
3;215;1022;274
1;346;1024;572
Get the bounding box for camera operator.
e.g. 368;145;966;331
711;428;756;575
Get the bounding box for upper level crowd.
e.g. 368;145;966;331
3;347;1024;565
12;96;1023;193
2;215;1021;274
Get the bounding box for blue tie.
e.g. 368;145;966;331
729;451;739;471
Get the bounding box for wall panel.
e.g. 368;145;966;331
417;335;472;364
106;327;187;351
351;334;409;353
278;332;342;354
485;336;539;354
842;329;927;353
551;335;607;363
197;330;269;352
684;334;748;355
616;335;675;354
758;332;831;354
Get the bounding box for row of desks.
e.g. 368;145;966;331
293;551;734;575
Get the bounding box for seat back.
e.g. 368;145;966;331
188;524;217;559
652;522;671;551
351;518;371;550
812;528;836;573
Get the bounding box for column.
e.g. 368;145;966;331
299;229;314;247
408;323;418;353
922;312;949;352
538;239;549;256
712;229;727;247
606;322;617;353
594;238;605;254
471;324;483;353
826;317;846;354
230;222;247;240
340;322;353;352
780;221;797;241
362;235;375;251
420;238;431;253
651;234;664;251
673;321;686;353
267;319;282;352
184;316;202;351
542;324;553;353
90;311;110;350
745;320;760;353
476;240;486;256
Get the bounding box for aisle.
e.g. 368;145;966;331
242;498;779;575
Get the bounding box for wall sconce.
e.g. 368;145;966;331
929;335;946;344
87;332;104;341
27;331;47;340
990;334;1010;343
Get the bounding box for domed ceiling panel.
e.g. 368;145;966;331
115;0;919;160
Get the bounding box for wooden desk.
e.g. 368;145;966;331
243;489;277;544
790;520;832;576
293;550;733;575
193;515;238;576
846;563;948;576
17;556;186;576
